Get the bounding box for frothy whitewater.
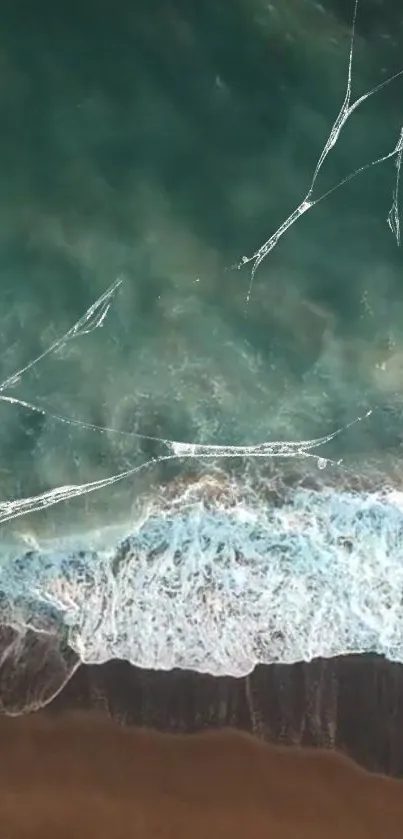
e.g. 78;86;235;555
2;470;403;677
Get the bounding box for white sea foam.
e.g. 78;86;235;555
2;472;403;677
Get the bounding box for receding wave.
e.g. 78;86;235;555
1;467;403;680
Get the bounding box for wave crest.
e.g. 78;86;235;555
2;470;403;677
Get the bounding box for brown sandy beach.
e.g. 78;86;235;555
2;635;403;836
1;710;403;839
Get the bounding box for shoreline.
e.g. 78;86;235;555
1;711;403;839
2;622;403;779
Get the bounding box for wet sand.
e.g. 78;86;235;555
0;711;403;839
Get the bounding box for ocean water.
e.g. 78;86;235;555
1;0;403;691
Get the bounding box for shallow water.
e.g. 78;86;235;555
0;0;403;680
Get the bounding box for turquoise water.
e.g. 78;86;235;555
1;0;403;685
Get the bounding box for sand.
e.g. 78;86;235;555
0;711;402;839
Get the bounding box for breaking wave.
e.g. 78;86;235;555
2;468;403;678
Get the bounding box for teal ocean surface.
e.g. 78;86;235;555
1;0;403;688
